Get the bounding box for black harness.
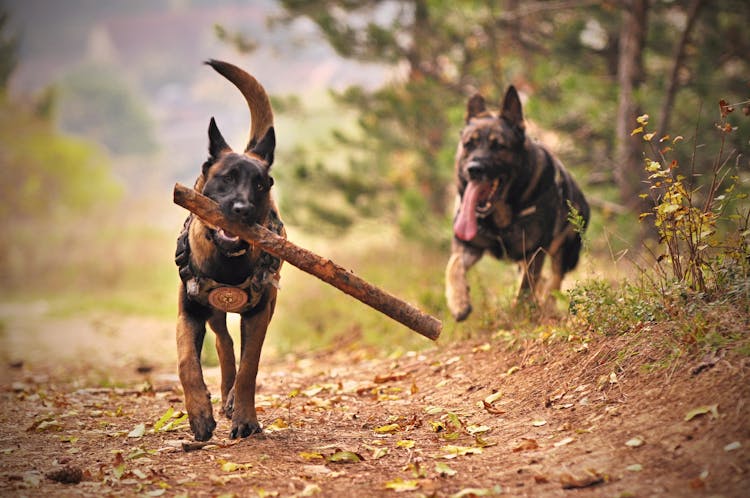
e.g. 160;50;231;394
174;210;284;313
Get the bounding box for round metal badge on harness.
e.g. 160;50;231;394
208;287;249;313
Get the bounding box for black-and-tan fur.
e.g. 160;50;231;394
175;60;284;441
446;86;589;321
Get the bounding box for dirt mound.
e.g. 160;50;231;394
1;330;748;497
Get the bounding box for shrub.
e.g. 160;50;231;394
634;102;749;299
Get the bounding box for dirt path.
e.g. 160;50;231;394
1;312;749;497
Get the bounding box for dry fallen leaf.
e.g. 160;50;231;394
298;451;324;461
219;459;253;472
327;451;362;464
384;477;420;492
374;372;408;384
482;400;506;415
424;405;443;415
449;486;503;497
512;438;539;452
625;437;645;448
264;418;289;432
127;423;146;438
440;444;483;459
467;425;491;435
554;437;574;448
396;439;415;449
559;469;604;489
724;441;741;452
435;461;457;477
374;423;400;434
299;484;321;496
372;447;389;459
473;343;491;353
484;391;504;405
684;404;719;422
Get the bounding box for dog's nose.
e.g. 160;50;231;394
231;200;253;218
467;162;485;180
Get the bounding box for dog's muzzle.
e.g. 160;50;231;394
467;161;487;181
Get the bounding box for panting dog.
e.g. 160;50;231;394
446;86;589;321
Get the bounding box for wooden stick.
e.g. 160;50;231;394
173;183;442;341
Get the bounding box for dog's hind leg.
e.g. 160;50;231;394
230;292;277;439
208;312;236;419
177;306;216;441
545;227;581;298
515;250;545;306
446;242;483;321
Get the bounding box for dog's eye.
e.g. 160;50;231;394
223;171;237;185
489;138;504;150
464;138;477;150
254;180;266;192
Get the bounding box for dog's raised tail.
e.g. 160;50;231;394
205;59;273;153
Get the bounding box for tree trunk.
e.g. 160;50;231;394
614;0;649;212
657;0;704;139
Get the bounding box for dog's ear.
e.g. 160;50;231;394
202;117;231;177
249;126;275;167
208;118;232;159
466;94;487;123
500;86;525;133
208;117;231;158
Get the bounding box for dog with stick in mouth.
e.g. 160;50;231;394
174;60;283;441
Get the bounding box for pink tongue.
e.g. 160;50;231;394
454;182;482;241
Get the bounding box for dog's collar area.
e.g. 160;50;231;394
175;210;283;313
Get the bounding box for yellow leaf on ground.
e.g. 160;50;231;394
219;459;253;472
384;478;420;492
372;447;389;459
435;462;457;477
298;452;324;461
265;418;289;432
327;451;362;464
484;391;503;404
440;445;483;459
374;423;400;434
684;404;719;421
467;425;491;435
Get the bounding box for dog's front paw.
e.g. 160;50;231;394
222;387;235;419
445;253;473;322
189;413;217;442
452;304;473;322
230;419;262;439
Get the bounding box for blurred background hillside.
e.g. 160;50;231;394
0;0;748;369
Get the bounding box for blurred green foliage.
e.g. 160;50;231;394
0;74;126;292
58;62;158;156
0;97;121;222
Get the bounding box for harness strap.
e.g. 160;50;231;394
175;210;284;313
